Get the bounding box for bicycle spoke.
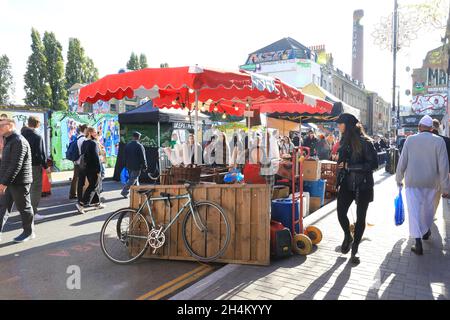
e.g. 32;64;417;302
100;210;149;264
182;201;230;262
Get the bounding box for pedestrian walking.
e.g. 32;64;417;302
396;115;450;255
121;132;148;199
336;113;378;265
76;127;104;214
21;116;47;221
0;118;35;243
70;124;87;200
431;119;450;218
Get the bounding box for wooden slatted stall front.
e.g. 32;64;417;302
129;184;270;266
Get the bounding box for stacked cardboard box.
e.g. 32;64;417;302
303;159;326;213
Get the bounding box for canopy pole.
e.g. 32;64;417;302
194;90;199;165
158;121;161;175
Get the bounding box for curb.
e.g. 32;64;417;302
170;169;393;300
170;264;241;300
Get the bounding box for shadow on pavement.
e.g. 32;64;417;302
0;232;200;300
295;256;348;300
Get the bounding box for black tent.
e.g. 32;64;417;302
114;100;211;183
115;101;165;183
118;100;169;124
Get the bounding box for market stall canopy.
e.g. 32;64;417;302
118;100;210;124
302;83;361;120
78;66;306;116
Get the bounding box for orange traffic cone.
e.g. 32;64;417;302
42;168;51;197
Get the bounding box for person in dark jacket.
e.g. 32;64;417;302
76;127;103;214
21;116;47;221
121;132;148;198
303;130;318;157
431;119;450;217
0;118;35;243
336;113;378;265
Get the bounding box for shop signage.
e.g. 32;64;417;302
173;122;194;130
297;59;311;68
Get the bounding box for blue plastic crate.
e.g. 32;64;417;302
303;179;326;203
271;198;301;234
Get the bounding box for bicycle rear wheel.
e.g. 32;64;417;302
100;209;149;264
182;201;230;262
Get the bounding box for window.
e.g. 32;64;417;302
110;104;117;112
125;105;135;112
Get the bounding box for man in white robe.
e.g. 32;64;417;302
396;115;450;255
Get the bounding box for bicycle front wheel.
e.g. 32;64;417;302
100;209;149;264
182;201;230;262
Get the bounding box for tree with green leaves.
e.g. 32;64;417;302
83;57;99;83
139;54;148;69
127;52;140;71
66;38;99;89
43;31;67;110
24;28;51;108
0;54;14;105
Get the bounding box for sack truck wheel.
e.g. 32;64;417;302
293;234;313;256
305;226;323;245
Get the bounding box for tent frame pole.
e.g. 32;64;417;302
194;90;199;165
158;121;161;177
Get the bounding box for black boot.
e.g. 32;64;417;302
341;233;354;254
422;230;431;240
350;243;360;265
411;238;423;255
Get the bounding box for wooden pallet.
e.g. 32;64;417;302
129;184;271;266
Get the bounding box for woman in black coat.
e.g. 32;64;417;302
76;127;103;213
336;114;378;265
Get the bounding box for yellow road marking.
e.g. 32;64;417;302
148;266;214;300
136;264;210;300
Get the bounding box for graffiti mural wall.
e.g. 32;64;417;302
412;46;448;116
0;110;46;135
50;112;119;171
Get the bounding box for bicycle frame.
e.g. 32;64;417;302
135;191;206;234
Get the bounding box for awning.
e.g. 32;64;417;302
302;83;361;120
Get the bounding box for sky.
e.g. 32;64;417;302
0;0;448;107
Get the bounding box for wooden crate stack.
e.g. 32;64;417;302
321;160;338;199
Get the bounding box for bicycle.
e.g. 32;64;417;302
100;181;231;264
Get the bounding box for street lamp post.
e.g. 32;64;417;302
392;0;399;141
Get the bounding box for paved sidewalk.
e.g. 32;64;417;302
50;168;115;185
172;170;450;300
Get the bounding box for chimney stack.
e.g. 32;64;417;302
352;10;364;83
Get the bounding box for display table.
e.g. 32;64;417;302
130;184;271;266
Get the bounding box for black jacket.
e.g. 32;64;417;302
338;136;379;191
125;140;147;171
21;127;47;168
0;132;33;185
303;136;318;156
437;133;450;172
80;140;101;173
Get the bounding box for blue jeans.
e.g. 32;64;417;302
121;170;141;197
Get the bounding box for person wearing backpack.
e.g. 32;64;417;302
67;125;87;200
76;127;103;214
